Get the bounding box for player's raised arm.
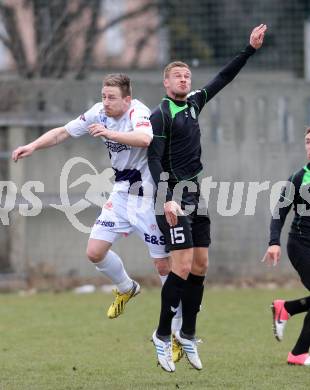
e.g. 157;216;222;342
11;126;70;162
200;24;267;104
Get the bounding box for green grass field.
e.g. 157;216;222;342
0;287;310;390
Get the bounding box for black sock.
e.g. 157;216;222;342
181;273;205;337
291;309;310;355
157;272;186;337
284;296;310;316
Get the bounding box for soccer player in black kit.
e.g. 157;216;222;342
148;24;267;372
263;127;310;366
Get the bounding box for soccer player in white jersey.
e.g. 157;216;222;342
11;74;175;321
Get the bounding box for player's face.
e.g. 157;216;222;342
305;133;310;160
102;86;131;118
164;67;192;100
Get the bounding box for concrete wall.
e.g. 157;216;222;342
1;73;310;281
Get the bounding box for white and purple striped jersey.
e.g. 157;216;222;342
65;99;155;196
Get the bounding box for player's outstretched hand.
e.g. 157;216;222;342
261;245;281;267
164;201;184;227
250;24;267;49
12;145;34;161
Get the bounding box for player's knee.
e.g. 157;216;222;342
176;263;192;279
172;256;192;279
200;258;208;274
200;263;208;275
181;266;192;279
154;259;170;276
196;264;208;275
192;255;208;275
86;247;103;263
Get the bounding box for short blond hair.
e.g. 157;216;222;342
103;73;132;97
163;61;190;79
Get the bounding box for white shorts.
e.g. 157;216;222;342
90;192;168;259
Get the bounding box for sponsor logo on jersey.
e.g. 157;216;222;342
136;121;150;128
95;219;115;227
144;233;166;245
105;140;131;153
99;109;107;125
190;106;196;119
150;223;157;231
79;114;86;121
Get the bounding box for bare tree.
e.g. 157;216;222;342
0;1;29;77
0;0;159;79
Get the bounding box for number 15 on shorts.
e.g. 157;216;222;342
170;227;185;244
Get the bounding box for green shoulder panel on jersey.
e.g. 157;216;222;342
163;98;187;119
302;165;310;186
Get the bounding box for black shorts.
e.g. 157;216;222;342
156;213;211;251
156;181;211;251
287;234;310;291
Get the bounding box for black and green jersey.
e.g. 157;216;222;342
269;163;310;246
148;45;256;201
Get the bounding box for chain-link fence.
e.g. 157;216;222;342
0;0;309;78
166;0;310;78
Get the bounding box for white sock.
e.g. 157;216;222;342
159;274;168;285
171;303;183;334
95;250;133;293
159;273;182;334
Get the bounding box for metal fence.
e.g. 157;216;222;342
166;0;310;77
0;0;309;78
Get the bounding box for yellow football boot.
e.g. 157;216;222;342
172;335;184;363
107;281;140;319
